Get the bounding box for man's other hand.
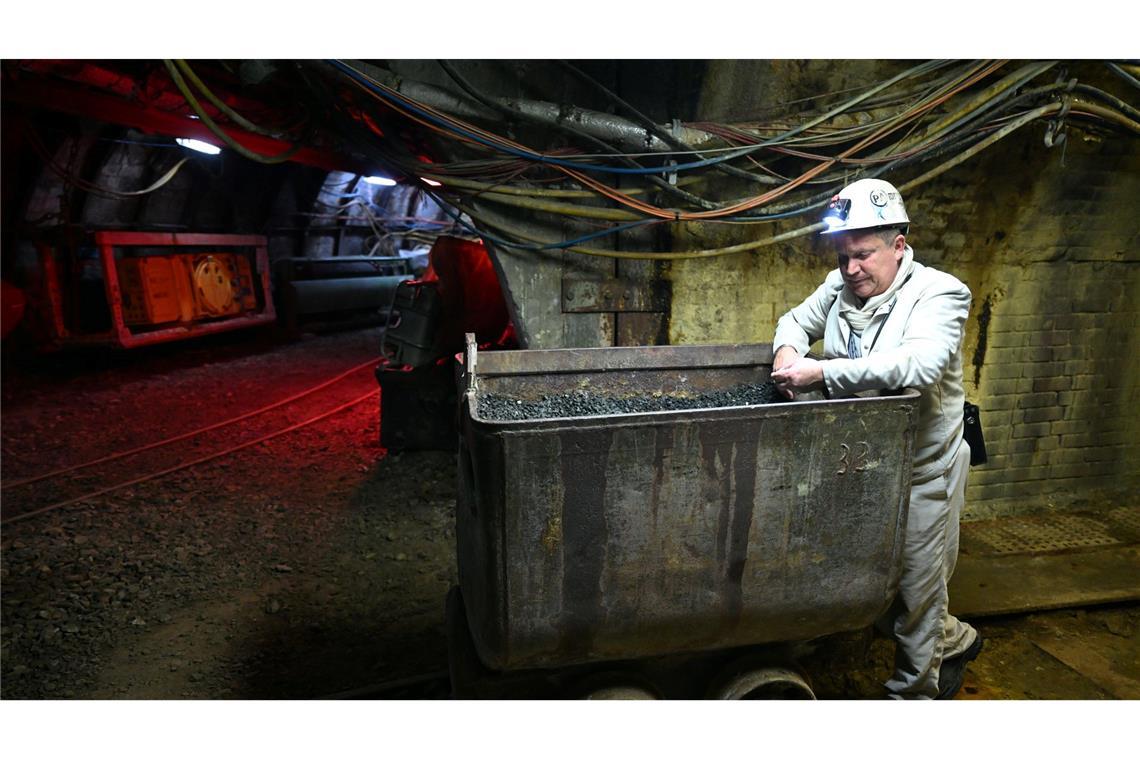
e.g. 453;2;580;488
770;357;825;400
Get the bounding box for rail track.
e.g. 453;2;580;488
0;358;381;526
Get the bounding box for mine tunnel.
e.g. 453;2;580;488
1;56;1138;718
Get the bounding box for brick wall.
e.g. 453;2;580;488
927;130;1140;517
960;261;1139;517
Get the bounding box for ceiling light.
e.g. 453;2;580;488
176;138;221;155
363;176;397;186
421;178;442;187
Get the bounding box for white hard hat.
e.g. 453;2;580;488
820;178;909;235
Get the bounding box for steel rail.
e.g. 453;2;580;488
2;358;380;491
0;389;379;527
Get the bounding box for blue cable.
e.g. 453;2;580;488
328;60;907;223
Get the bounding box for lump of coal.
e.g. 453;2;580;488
479;381;787;421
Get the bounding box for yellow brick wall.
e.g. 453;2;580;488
668;240;832;346
926;129;1139;517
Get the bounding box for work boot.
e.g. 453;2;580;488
936;633;984;700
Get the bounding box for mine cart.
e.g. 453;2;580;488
447;336;921;698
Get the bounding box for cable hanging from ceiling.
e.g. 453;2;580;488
328;59;1005;222
162;59;307;165
318;59;1139;259
329;58;963;181
428;101;1138;258
26;128;194;201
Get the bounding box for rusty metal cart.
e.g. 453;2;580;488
447;337;921;698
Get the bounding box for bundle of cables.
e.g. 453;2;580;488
314;59;1138;261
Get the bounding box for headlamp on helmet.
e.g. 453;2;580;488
823;197;851;229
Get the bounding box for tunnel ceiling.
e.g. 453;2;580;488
3;60;371;173
3;59;1138;269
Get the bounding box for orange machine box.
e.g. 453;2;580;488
117;253;257;326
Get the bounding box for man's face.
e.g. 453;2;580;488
833;229;905;300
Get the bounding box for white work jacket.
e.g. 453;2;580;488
773;256;972;481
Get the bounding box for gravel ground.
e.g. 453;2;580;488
2;326;1136;700
1;327;457;699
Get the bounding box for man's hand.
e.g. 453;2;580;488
770;357;826;400
773;345;800;372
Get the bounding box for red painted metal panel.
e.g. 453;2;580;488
253;244;276;321
14;60;268;123
98;237;132;345
93;231;268;248
4;80;369;175
113;312;277;349
34;241;69;341
1;279;28;338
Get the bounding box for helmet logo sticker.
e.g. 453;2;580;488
869;189;888;207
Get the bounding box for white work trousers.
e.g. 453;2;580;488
879;438;978;699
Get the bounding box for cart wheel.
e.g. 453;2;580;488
708;663;815;699
571;671;660;700
584;684;659;700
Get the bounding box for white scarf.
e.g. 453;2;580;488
838;244;915;335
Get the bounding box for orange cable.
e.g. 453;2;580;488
351;61;1008;223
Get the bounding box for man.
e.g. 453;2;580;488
769;177;983;700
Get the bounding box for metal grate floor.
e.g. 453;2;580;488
1106;506;1140;538
963;507;1140;556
